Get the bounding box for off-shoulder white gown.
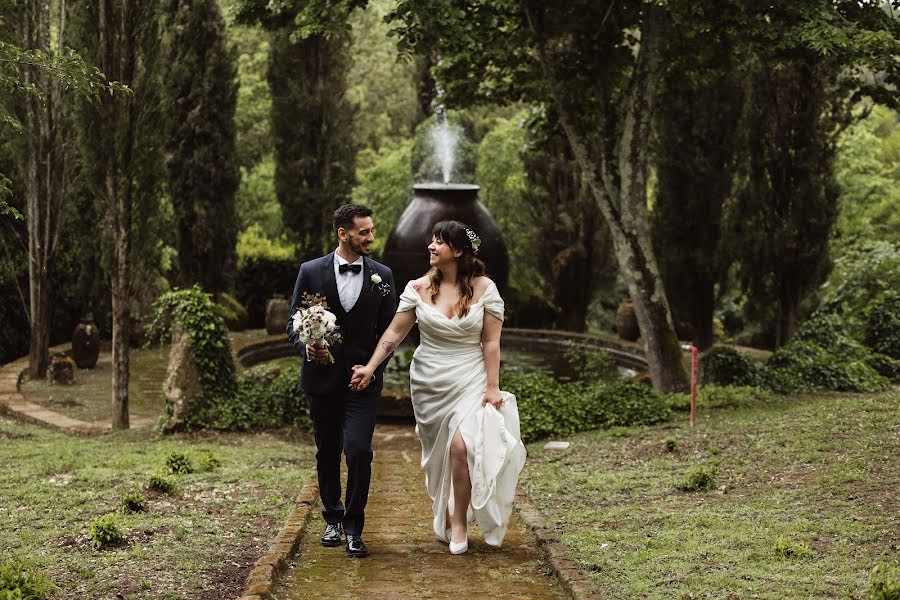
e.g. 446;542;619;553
397;280;527;547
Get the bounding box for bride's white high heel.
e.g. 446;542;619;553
437;528;452;544
449;537;468;555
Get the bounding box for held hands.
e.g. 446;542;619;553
482;387;503;410
306;343;330;364
350;365;375;391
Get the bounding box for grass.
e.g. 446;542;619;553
19;346;170;422
0;416;314;599
520;389;900;599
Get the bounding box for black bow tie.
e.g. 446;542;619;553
339;263;361;275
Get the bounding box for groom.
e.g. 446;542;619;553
286;204;398;558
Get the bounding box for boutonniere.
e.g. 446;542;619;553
371;273;390;297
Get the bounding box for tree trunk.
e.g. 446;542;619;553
525;2;688;391
23;0;67;379
692;280;716;351
99;0;134;429
775;283;800;348
553;252;591;331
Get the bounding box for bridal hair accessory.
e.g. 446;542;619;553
465;228;481;253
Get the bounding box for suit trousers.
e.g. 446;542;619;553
307;389;378;536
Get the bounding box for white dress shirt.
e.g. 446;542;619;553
334;249;364;312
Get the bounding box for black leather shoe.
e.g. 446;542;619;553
345;534;369;558
321;523;343;547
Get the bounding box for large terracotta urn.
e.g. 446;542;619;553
72;314;100;369
265;294;291;335
383;184;509;293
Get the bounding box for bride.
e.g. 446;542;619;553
349;220;526;555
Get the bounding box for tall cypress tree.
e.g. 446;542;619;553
268;28;356;260
724;0;897;348
69;0;166;428
651;6;743;350
163;0;239;295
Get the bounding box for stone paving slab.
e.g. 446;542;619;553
273;425;568;600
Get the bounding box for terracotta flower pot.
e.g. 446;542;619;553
616;299;640;342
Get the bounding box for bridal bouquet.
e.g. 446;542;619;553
292;292;342;364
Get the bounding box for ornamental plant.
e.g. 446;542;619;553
865;292;900;359
700;346;759;387
87;514;124;550
164;452;194;475
145;286;237;429
0;558;58;599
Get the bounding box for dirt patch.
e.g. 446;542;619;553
197;524;274;600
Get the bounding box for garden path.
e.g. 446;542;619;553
271;424;568;600
0;346;156;433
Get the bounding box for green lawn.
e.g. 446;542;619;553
0;417;314;599
520;389;900;599
20;346;170;423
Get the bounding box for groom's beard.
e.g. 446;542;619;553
349;237;371;256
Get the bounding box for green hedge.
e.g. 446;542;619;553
209;364;312;432
234;255;298;329
865;292;900;359
760;314;889;394
700;346;760;387
501;372;670;443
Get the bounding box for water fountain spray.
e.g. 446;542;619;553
431;103;459;185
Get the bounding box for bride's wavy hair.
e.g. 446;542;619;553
426;220;487;318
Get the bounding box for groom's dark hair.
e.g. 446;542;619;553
333;204;373;232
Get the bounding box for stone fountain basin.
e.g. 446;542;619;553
235;329;648;420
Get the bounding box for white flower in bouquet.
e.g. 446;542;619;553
292;293;342;363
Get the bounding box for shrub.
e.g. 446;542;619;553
794;313;862;355
217;292;248;331
147;471;177;494
664;438;678;452
865;292;900;359
0;558;58;599
145;286;237;430
762;340;889;393
591;380;671;428
212;364;312;431
164;452;194;475
196;453;222;472
772;538;814;560
502;372;581;442
88;514;124;550
120;492;145;514
867;353;900;381
501;372;670;443
870;563;900;600
820;241;900;338
678;465;718;492
564;345;617;381
666;385;777;412
700;346;759;387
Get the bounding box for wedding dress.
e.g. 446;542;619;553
397;280;527;547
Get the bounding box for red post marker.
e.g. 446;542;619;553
690;345;698;427
682;344;699;427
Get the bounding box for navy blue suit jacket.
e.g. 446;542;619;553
286;252;398;397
